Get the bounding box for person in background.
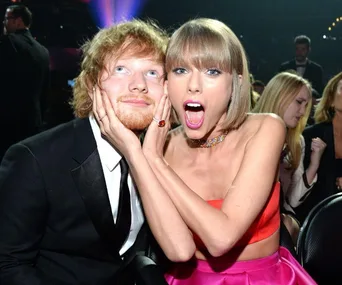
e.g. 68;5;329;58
0;4;50;161
252;79;266;95
279;35;323;95
296;72;342;223
253;71;326;243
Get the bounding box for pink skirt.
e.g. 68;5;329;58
165;247;316;284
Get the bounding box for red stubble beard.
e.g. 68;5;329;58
114;95;155;131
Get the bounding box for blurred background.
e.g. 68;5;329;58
1;0;340;125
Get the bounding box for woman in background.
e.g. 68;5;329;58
253;71;326;242
296;72;342;222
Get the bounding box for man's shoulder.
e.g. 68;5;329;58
20;119;78;152
280;59;294;66
307;60;323;70
279;59;295;71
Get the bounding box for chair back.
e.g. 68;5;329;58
297;193;342;284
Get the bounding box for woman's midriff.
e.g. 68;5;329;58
194;230;279;262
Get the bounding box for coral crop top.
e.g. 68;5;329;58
194;182;280;249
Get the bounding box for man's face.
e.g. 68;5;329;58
295;43;310;63
97;55;165;131
3;10;18;34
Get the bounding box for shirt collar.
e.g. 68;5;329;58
295;59;308;66
89;115;122;171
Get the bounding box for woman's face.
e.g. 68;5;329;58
165;62;233;140
283;86;310;129
333;79;342;112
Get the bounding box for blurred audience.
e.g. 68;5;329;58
252;80;266;95
0;4;50;161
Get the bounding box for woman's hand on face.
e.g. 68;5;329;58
142;94;171;160
310;137;327;167
92;86;141;158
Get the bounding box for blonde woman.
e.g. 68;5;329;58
297;72;342;221
253;72;326;242
93;19;316;284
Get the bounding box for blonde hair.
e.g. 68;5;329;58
71;19;168;118
165;18;250;131
314;72;342;123
253;72;312;170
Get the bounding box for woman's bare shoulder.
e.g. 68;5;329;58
244;113;285;133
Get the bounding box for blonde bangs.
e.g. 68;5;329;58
166;26;231;73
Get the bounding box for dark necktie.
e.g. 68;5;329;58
116;157;132;250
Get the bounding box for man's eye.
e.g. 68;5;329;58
146;70;159;77
114;66;127;73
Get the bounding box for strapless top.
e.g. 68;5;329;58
194;182;280;250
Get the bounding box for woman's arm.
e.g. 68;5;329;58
145;115;286;257
286;136;317;208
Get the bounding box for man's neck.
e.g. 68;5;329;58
296;58;308;65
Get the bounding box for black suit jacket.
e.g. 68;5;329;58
0;118;156;285
294;122;338;223
0;29;50;156
279;59;324;94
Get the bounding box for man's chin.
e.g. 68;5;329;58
119;116;153;132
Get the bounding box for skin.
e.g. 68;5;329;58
3;9;26;35
165;63;232;140
90;55;165;132
295;43;310;63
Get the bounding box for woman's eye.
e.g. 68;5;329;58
206;68;222;76
172;67;187;74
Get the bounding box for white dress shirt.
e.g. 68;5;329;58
89;116;144;256
296;60;307;77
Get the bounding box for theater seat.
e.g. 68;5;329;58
296;193;342;284
131;255;168;285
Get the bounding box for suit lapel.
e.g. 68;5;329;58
70;118;121;258
289;60;297;70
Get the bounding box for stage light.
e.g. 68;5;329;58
89;0;146;28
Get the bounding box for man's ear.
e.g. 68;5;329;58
164;80;168;95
